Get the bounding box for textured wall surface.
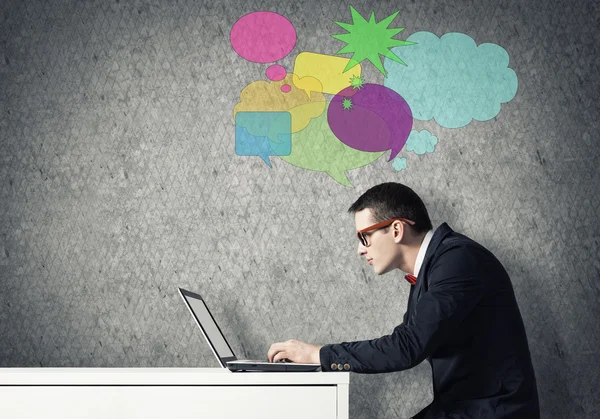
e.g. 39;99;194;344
1;0;599;418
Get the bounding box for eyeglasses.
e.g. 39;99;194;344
356;217;416;247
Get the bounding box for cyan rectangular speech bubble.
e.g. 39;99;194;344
235;112;292;167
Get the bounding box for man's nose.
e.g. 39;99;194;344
357;242;367;256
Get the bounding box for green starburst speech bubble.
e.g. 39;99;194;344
332;6;416;77
349;74;365;89
341;97;353;110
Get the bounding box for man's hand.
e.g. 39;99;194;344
267;339;322;364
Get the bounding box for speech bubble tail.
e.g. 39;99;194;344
388;149;402;162
304;89;311;99
259;154;273;168
327;169;353;187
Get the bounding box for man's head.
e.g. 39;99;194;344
348;182;433;275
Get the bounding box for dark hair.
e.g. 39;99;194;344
347;182;433;235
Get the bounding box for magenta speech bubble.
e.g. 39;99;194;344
327;83;413;161
230;12;296;63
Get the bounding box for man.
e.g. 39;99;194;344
267;182;540;418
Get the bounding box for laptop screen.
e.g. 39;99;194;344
179;288;235;364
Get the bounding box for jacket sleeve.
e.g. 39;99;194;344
319;244;487;373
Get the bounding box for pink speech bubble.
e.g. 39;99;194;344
230;12;297;63
266;64;287;81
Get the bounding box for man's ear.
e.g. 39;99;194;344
393;223;405;243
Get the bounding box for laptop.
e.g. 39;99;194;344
178;287;321;372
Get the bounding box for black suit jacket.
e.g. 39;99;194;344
319;222;540;418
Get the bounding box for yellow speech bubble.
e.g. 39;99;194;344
233;74;326;134
291;74;323;99
293;52;362;95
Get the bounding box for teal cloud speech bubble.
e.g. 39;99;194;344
391;156;407;171
406;130;438;155
383;31;518;128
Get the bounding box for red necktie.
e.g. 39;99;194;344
405;274;417;285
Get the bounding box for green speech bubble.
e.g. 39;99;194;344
279;103;384;187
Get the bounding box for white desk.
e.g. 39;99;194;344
0;368;349;419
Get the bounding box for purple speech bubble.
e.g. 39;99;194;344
327;84;413;161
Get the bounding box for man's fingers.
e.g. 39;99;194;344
270;348;286;363
268;342;284;362
267;344;275;362
268;340;298;362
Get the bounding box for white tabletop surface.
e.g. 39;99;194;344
0;368;350;385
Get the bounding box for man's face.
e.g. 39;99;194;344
355;208;401;275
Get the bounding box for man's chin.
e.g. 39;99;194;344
373;265;389;275
375;263;400;276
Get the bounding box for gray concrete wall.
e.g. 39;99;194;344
0;0;598;418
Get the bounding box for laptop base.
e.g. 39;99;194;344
227;361;321;372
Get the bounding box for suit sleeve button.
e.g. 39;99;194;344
330;363;337;370
343;363;350;370
337;364;343;370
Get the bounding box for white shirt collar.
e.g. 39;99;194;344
413;226;436;277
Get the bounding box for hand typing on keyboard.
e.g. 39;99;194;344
267;339;323;364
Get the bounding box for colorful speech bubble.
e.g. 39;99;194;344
235;112;292;167
384;31;518;128
391;156;408;171
291;73;323;99
279;103;383;187
233;74;326;136
230;12;297;63
327;83;412;161
406;130;438;155
331;7;414;77
266;64;287;81
293;52;362;95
